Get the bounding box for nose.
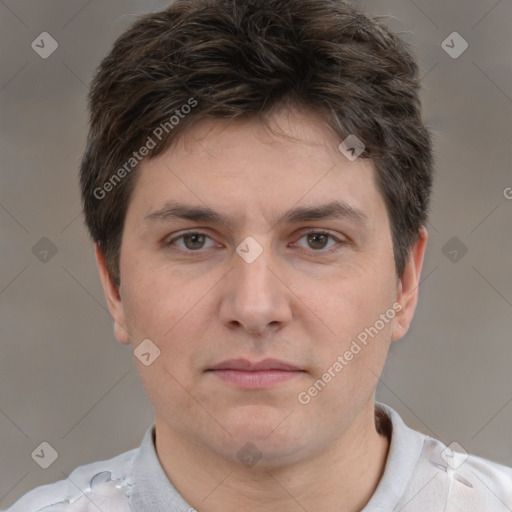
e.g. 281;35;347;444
218;241;292;336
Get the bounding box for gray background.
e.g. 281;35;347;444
1;0;511;508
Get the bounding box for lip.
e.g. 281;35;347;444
206;358;306;389
208;358;301;371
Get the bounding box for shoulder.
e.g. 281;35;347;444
3;448;138;512
402;434;512;509
376;403;512;510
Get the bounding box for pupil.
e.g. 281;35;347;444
309;233;327;249
185;234;204;250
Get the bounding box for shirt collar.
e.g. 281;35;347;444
362;402;426;511
128;402;425;511
129;425;194;512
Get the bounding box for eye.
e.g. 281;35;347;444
293;231;346;252
166;231;216;252
164;230;347;256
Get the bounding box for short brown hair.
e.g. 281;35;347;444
80;0;434;286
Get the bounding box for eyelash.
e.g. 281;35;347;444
164;230;347;256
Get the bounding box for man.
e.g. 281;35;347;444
7;0;512;510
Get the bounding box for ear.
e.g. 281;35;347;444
391;226;428;342
94;244;130;345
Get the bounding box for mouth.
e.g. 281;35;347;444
206;358;306;389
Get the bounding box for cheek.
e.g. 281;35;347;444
120;252;185;337
308;263;397;376
121;267;211;380
304;264;394;334
123;272;204;417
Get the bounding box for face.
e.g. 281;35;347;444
96;108;427;467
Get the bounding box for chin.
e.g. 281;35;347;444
222;403;292;432
226;418;309;455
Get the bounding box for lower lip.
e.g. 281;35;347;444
208;369;304;389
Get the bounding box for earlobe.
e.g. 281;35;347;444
391;227;428;342
94;244;131;345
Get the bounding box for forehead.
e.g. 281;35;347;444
170;106;351;165
127;109;385;231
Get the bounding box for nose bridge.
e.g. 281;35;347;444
233;236;276;303
220;235;291;333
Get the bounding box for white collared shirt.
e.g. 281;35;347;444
5;402;512;511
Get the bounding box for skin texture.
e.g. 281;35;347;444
95;107;428;512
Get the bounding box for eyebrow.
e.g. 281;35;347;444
144;200;368;230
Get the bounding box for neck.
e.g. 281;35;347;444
155;401;390;512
